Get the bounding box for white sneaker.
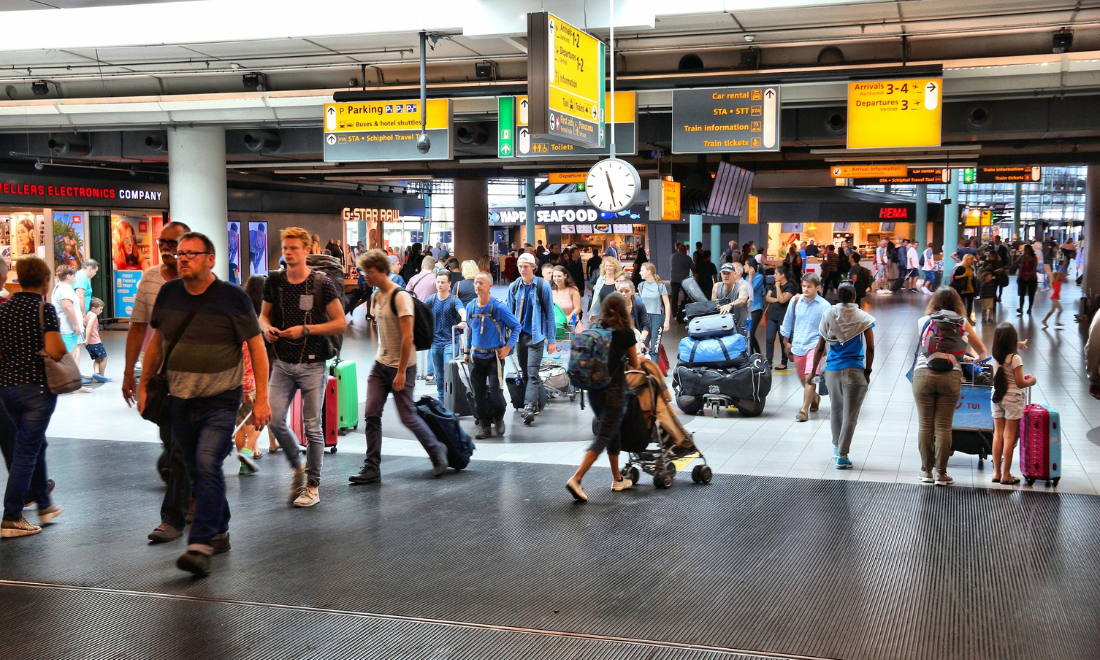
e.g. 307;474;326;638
612;479;634;491
293;485;320;507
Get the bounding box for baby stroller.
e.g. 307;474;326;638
593;359;710;489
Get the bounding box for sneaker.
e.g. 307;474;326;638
176;550;211;576
430;448;448;477
81;376;94;384
425;374;435;384
36;504;62;524
494;419;506;435
148;522;184;543
832;445;839;458
349;464;381;485
211;532;231;554
25;478;56;508
238;450;259;474
522;405;535;426
612;478;634;491
836;457;853;470
293;485;320;508
919;470;934;483
565;478;587;502
475;425;492;440
91;374;112;383
288;463;307;504
935;472;954;486
1;517;41;538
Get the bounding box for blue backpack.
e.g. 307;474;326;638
568;325;613;390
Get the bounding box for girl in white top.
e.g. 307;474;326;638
990;322;1036;485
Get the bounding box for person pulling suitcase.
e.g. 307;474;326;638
425;271;467;402
465;272;521;439
507;253;556;426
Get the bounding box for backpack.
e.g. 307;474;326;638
305;254;349;310
855;266;871;295
919;310;967;372
389;288;435;351
567;324;613;390
267;269;343;360
414;396;474;470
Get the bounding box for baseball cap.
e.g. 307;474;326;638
517;253;537;266
720;262;736;273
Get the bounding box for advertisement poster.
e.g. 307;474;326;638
112;215;153;318
228;221;242;284
344;222;359;275
54;211;87;269
248;221;268;278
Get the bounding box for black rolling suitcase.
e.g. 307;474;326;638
506;356;548;410
444;326;472;416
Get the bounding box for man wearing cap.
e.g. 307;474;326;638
506;253;556;426
713;262;751;334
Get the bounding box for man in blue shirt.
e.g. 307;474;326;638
780;272;832;422
466;272;520;438
507;253;556;425
425;272;467;402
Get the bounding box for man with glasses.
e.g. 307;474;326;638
122;221;195;544
138;232;270;575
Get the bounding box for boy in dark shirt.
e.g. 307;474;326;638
979;269;998;323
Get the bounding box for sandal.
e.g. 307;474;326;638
1000;476;1021;485
992;475;1001;483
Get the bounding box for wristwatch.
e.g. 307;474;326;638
301;325;311;336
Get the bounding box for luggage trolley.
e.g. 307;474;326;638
952;359;995;467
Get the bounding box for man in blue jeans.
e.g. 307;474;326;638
425;271;466;402
140;232;270;575
506;253;556;426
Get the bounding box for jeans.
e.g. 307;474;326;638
1018;279;1037;311
470;354;506;426
912;368;961;473
267;360;327;486
364;362;444;471
429;343;454;401
961;293;975;318
515;333;545;408
159;423;191;530
647;313;665;352
824;369;869;457
749;309;764;355
0;384;56;520
765;317;788;365
170;396;237;552
0;395;14;470
587;384;625;456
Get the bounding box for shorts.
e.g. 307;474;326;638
792;348;819;378
981;298;994;311
61;332;81;353
992;391;1024;421
86;343;107;360
923;270;935;282
236;398;255;427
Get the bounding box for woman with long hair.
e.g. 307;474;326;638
911;287;987;486
1014;244;1039;315
551;265;584;331
745;258;765;355
638;262;670;352
615;278;650;351
586;256;624;324
952;253;977;321
630;248;648;289
566;293;640;501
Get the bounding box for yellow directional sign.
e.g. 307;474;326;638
324;100;450;133
830;165;908;178
323;99;453;162
527;12;605;148
846;79;942;149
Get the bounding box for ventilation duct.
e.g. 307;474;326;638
144;133;167;152
242;130;281;152
47;133;90;157
455;123;489;146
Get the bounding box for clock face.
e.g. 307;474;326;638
585;158;640;213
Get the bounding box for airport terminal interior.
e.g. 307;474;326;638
2;1;1100;658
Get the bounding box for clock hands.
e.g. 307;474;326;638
605;171;615;197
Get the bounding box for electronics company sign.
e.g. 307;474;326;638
0;177;169;208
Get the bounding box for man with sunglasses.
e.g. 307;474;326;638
122;221;195;545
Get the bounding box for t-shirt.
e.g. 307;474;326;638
826;323;875;371
751;273;765;312
995;353;1023;394
1051;278;1062;301
263;270;342;364
428;293;463;347
73;270;93;313
922;249;935;272
0;292;60;387
453;279;477;306
85;312;101;345
606;326;636;387
638;281;668;317
51;282;80;335
150;279;260;404
407;271;438;302
695;261;718;287
371;286;416;368
670;252;693;282
907;246;920;269
131;265;167;324
767;282;797;321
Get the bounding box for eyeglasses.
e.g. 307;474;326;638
172;251;210;260
156;238;178;248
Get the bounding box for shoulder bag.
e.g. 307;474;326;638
36;302;82;394
141;281;219;426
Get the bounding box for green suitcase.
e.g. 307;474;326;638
327;358;359;435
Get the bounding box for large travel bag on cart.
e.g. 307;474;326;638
327;358;358;435
674;359;772;403
688;313;737;339
680;277;708;304
677;333;748;369
1020;390;1061;486
683;300;719;321
290;375;339;453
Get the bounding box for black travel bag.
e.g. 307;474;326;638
674;355;772;403
414;396;474;470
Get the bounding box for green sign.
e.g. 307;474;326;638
498;96;515;158
962;168;976;184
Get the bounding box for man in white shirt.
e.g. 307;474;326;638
906;240;921;292
874;239;891;294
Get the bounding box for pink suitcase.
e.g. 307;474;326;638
290;375;339;454
1019;390;1060;487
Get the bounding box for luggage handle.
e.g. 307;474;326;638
451;324;466;355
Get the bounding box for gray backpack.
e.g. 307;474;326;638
919;311;967;372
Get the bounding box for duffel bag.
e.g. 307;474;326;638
680;276;708;304
677;333;747;369
684;300;718;320
675;357;772;403
688;313;736;339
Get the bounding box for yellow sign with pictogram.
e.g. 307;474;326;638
846;79;942;149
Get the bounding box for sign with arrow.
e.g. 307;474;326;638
503;93;636;158
847;78;942;149
526;11;605;148
671;86;781;154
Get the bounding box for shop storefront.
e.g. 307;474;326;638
488;203;649;270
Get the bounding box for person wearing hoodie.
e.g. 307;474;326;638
810;283;875;470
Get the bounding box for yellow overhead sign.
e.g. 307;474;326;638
846;79;942;149
324;100;450;133
830;165;908;178
527;11;605;148
549;172;587;184
661;179;681;221
747;195;759;225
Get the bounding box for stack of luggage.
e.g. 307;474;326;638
672;303;772;418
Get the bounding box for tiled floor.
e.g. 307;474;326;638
53;279;1100;495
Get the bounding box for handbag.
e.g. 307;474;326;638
36;302;83;394
141;282;219;426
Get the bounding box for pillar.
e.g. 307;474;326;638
710;223;722;262
168;126;228;280
1013;182;1022;241
689;214;703;257
524;178;536;248
453;178;489;262
942;170;961;275
1084;165;1100;296
915;183;928;250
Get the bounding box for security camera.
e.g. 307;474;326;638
416;132;431;154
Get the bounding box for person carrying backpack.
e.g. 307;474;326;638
566;293;640;502
909;287;987;487
507;253;556;426
259;227;347;508
465;272;520;439
349;250;448;485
